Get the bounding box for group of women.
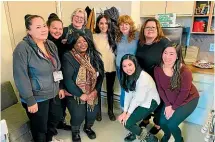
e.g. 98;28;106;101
13;7;199;142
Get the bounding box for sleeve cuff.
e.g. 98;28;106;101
25;96;37;107
172;105;178;110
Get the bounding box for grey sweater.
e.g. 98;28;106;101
13;35;61;106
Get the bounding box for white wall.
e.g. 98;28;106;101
61;1;132;26
1;4;14;86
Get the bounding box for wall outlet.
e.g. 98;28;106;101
209;43;214;52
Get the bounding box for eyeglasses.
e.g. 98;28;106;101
144;26;157;31
74;15;84;21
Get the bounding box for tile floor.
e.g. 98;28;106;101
55;104;206;142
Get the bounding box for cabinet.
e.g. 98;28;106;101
191;1;215;34
140;1;194;17
140;1;166;17
166;1;194;15
185;73;214;125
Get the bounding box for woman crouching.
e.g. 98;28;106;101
118;54;160;142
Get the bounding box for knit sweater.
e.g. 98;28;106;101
116;32;139;68
154;65;199;110
93;33;116;72
123;71;160;114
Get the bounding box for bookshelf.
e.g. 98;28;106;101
191;1;215;34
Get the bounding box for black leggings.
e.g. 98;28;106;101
160;98;199;142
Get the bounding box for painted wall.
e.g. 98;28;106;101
1;4;15;87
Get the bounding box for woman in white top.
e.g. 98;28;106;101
93;14;117;121
118;54;160;142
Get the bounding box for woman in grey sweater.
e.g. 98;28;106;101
13;14;64;142
117;54;160;142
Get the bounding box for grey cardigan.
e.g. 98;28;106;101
13;35;61;106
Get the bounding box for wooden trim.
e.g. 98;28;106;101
191;32;214;34
194;15;209;17
207;1;214;32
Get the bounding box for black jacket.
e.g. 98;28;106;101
62;51;104;97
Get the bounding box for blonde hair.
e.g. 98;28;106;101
139;18;165;46
116;15;137;43
71;8;88;26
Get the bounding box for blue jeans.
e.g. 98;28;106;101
116;67;125;108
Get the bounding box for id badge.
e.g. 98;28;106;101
53;71;63;82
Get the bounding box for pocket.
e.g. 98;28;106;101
30;78;42;91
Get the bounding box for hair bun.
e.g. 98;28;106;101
48;13;59;20
24;14;32;21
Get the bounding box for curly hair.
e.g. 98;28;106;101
139;18;165;46
116;15;137;43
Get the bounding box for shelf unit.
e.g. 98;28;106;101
191;1;215;34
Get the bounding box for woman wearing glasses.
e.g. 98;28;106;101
58;8;94;130
134;18;170;138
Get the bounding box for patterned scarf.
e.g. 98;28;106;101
70;48;98;111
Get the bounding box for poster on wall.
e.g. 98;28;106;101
155;13;177;27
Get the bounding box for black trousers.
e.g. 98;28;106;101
22;96;62;142
66;97;99;132
59;97;67;121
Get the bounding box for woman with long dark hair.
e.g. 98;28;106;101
154;43;199;142
93;14;117;121
62;31;104;142
118;54;160;142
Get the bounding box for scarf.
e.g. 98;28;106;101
70;48;98;111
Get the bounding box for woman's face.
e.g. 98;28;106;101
98;17;108;34
28;17;48;40
49;21;63;39
162;47;177;67
119;23;130;35
144;21;158;39
74;36;88;53
72;12;85;29
122;59;135;76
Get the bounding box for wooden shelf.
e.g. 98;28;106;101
194;15;209;17
191;32;214;34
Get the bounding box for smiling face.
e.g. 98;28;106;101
98;17;108;34
144;21;158;39
74;36;88;53
27;17;48;40
72;12;85;29
162;47;177;67
119;22;130;35
122;59;136;76
49;21;63;39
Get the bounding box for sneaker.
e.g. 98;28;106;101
124;132;136;142
51;136;64;142
140;133;159;142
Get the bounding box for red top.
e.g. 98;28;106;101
154;65;199;110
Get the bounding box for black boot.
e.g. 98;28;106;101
124;132;136;142
72;131;81;142
107;93;116;121
83;125;96;139
96;92;102;121
57;120;71;131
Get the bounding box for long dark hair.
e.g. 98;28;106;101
46;13;63;27
94;14;116;52
67;31;104;76
120;54;142;92
161;42;185;90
